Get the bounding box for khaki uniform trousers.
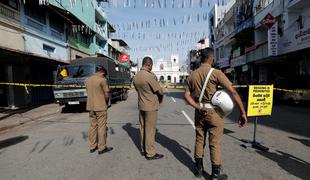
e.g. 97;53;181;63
139;110;158;157
194;108;224;165
89;111;107;151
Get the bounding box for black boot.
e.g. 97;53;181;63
194;158;203;178
211;165;228;180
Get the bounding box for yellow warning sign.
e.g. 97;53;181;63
247;85;273;117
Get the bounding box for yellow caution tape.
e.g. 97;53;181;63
0;82;131;94
1;82;310;94
232;85;248;88
161;85;310;94
110;86;131;89
273;88;310;94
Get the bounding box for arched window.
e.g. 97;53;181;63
160;76;164;81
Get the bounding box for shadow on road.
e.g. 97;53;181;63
0;136;29;149
256;150;310;180
155;130;206;178
122;123;142;153
122;123;209;178
82;131;88;142
166;90;310;138
289;137;310;147
216;96;310;138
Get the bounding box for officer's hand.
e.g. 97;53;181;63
239;113;248;127
158;94;164;104
199;107;208;115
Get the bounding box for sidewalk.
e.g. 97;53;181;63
0;104;61;132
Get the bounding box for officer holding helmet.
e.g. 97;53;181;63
184;47;247;179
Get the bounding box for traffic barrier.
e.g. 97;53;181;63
1;82;310;94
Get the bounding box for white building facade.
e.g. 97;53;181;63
152;54;188;83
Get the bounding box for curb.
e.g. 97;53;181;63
0;106;61;133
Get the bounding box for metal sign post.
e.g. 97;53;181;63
246;85;274;152
251;116;269;151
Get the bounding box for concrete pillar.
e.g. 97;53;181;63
5;64;16;109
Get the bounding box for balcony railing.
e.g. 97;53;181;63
224;4;235;23
95;23;107;39
287;0;310;9
230;54;246;67
246;43;268;63
26;17;46;32
50;29;64;40
0;3;20;22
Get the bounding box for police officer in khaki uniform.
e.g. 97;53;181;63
133;56;164;160
184;48;247;179
86;66;113;154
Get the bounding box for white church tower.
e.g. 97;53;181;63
171;54;179;71
171;54;180;83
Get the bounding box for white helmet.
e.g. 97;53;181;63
211;90;234;116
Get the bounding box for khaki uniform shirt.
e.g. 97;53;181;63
186;64;232;102
86;74;109;111
133;67;161;111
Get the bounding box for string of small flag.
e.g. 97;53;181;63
103;0;227;8
111;31;207;41
111;12;208;32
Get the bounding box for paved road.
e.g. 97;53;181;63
0;89;309;180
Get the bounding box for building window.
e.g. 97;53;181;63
50;13;64;34
79;34;91;45
24;1;46;24
277;15;284;37
43;44;55;55
96;37;103;46
69;26;78;40
296;16;304;30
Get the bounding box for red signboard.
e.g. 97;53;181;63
119;54;129;63
262;13;275;29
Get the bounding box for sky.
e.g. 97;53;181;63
101;0;230;65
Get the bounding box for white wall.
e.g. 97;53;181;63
278;4;310;54
24;32;69;63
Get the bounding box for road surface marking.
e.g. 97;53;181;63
171;97;176;103
164;88;170;94
181;110;195;129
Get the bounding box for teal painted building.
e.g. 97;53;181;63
48;0;108;58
